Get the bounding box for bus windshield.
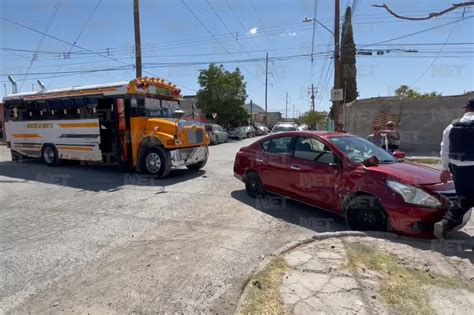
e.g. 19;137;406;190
136;98;180;118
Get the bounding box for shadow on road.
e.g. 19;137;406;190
231;189;347;233
0;159;206;192
231;189;473;263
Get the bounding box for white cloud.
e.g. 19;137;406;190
280;32;298;37
249;27;258;35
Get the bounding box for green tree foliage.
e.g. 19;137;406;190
395;85;442;99
197;64;249;127
300;111;326;130
340;6;358;103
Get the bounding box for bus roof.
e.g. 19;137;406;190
3;77;182;101
3;81;129;101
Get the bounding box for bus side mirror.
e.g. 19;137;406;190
174;109;185;119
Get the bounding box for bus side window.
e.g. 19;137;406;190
86;97;98;118
73;97;87;118
130;97;145;116
37;100;48;120
48;99;61;119
60;99;73;118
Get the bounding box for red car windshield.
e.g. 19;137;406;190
329;136;396;164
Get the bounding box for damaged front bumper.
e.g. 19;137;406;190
170;146;209;168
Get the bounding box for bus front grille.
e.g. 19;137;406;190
196;129;204;143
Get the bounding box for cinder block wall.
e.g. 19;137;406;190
344;93;474;156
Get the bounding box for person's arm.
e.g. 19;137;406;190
440;125;452;171
440;124;453;183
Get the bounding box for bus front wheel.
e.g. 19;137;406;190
141;146;171;178
41;144;61;167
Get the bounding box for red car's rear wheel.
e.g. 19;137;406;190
245;172;265;198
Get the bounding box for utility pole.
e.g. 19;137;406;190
250;99;253;121
332;0;342;124
264;52;268;127
292;103;295;121
133;0;143;78
285;92;288;120
311;84;316;112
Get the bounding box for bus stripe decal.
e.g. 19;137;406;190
59;134;100;138
58;123;99;128
57;146;93;152
12;133;42;139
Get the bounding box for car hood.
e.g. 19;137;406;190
367;162;442;185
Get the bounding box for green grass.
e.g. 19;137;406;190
237;257;289;315
345;243;474;315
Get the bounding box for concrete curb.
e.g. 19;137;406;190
234;231;367;314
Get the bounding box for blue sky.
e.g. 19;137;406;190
1;0;473;116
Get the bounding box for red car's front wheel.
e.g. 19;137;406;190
345;195;388;231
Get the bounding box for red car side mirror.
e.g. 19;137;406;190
392;151;406;159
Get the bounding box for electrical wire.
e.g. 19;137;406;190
47;0;103;86
19;0;61;91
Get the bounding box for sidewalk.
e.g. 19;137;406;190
237;235;474;315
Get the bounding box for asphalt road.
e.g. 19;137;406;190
0;138;344;314
0;139;472;313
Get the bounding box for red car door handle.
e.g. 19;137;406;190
291;165;301;170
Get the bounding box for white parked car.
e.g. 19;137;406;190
271;122;299;133
206;124;228;144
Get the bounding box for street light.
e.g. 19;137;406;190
303;17;334;35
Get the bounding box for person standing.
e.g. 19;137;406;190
367;124;384;147
434;97;474;240
381;121;401;152
335;123;347;133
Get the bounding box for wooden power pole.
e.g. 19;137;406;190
133;0;143;78
285;92;288;120
264;52;268;127
332;0;341;124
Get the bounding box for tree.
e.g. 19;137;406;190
340;6;358;103
300;111;326;130
394;85;442;99
331;6;358;120
196;64;249;127
373;2;474;21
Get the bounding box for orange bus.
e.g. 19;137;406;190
3;77;209;178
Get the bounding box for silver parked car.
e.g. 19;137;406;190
228;126;248;140
207;124;228;144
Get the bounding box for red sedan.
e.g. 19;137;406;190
233;131;471;238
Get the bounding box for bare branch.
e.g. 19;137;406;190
373;2;474;20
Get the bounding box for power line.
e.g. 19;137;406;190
180;0;258;81
0;15;195;93
360;15;473;48
47;0;103;86
411;21;461;86
19;0;61;91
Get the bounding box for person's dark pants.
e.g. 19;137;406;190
441;165;474;230
387;144;399;153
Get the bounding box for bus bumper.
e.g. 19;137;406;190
170;146;208;168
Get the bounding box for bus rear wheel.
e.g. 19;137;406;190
141;146;171;178
41;144;61;167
